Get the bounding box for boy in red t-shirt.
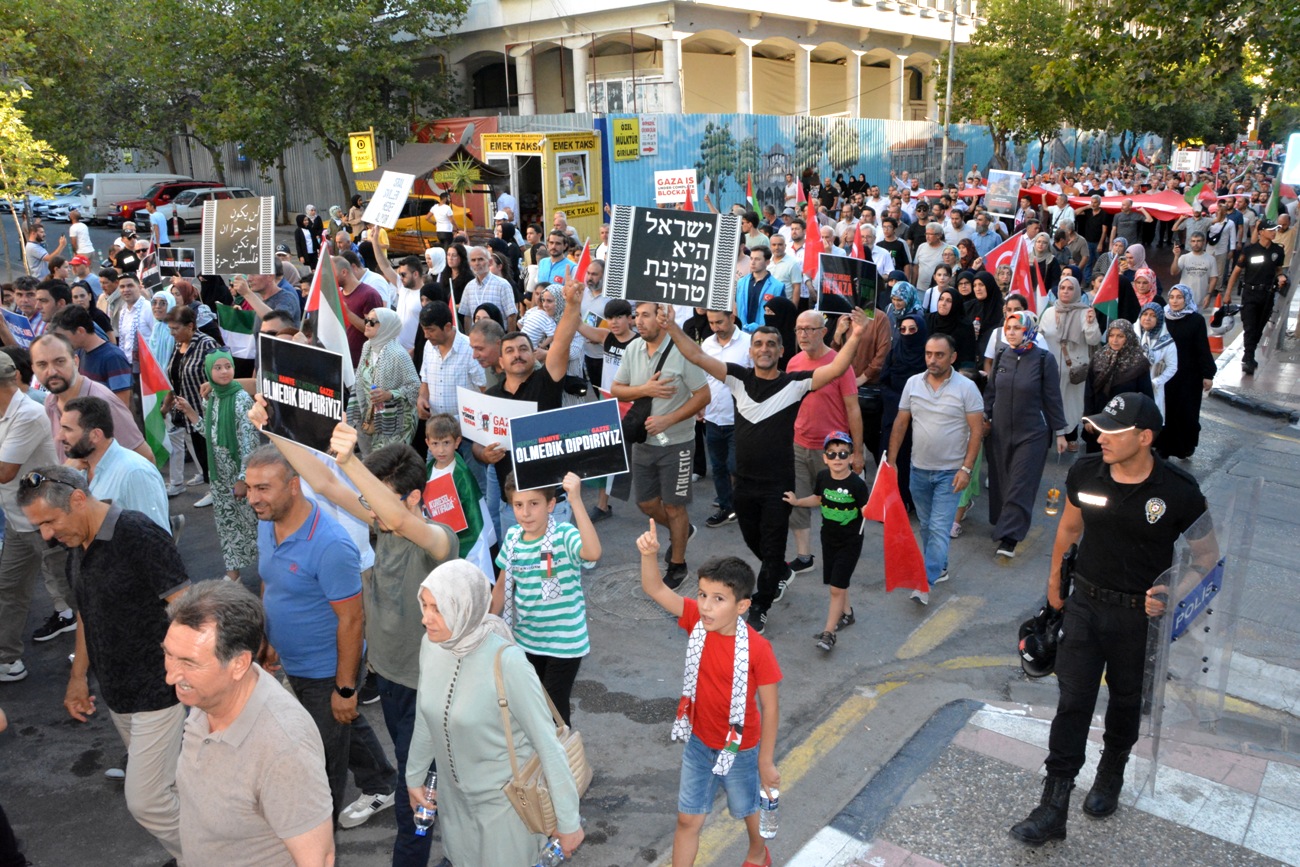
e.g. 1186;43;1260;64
637;519;782;867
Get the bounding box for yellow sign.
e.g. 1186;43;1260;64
433;168;480;184
349;130;376;173
549;133;598;153
563;201;601;219
612;119;640;162
482;134;544;154
355;180;378;192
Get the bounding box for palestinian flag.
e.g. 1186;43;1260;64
1183;181;1205;208
216;303;257;359
1266;181;1281;221
850;223;865;261
747;173;760;216
303;242;356;388
136;337;171;469
427;455;497;580
1092;254;1120;322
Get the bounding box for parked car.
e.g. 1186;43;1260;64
30;182;82;220
113;179;224;227
77;173;193;223
43;183;85;222
134;186;257;234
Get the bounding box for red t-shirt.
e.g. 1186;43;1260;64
676;599;781;751
787;347;856;450
340;283;385;365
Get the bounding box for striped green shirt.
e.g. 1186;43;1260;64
496;523;590;658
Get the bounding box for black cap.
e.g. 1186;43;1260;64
1258;218;1278;231
275;243;290;254
1083;392;1163;435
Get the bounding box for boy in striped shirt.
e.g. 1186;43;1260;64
492;470;602;725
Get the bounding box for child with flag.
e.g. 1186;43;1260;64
423;413;496;579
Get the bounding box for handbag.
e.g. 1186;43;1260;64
494;646;593;835
621;342;674;445
857;384;883;414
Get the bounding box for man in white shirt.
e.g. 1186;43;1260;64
865;185;888;216
67;209;94;258
834;205;858;247
429;194;455;247
914;223;948;291
700;310;751;528
784;173;799;209
859;224;894;278
944;209;975;245
457;246;518;331
1046;193;1076;235
594;223;611;261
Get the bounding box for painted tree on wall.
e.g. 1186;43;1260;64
793;116;825;179
696;121;737;200
736;136;762;190
828;120;860;175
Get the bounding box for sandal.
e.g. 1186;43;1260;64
816;631;836;652
742;846;772;867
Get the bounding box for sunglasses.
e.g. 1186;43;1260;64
364;318;379;326
19;471;74;492
824;449;852;460
899;327;919;335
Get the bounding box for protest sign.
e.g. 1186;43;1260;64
815;254;876;314
360;171;416;229
1284;133;1300;186
258;334;345;455
603;205;740;311
508;399;629;491
200;196;275;275
984;169;1022;217
157;247;197;278
422;472;469;533
654;170;697;205
139;251;161;290
457;386;534;451
1;310;36;348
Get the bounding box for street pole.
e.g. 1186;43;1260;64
940;0;958;184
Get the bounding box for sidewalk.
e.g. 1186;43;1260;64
790;699;1300;867
1209;264;1300;422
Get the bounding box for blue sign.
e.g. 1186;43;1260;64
1;309;36;348
1170;559;1225;641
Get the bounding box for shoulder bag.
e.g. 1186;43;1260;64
494;646;593;835
621;341;674;445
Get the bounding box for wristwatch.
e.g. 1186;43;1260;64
335;685;357;699
959;466;972;475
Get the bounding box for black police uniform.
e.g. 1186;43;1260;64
1235;240;1286;367
1045;452;1207;781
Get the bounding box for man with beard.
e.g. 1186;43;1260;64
57;396;170;533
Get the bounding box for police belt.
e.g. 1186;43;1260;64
1073;576;1145;610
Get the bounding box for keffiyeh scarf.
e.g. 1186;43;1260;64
672;616;749;776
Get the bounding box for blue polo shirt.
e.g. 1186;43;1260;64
258;499;362;679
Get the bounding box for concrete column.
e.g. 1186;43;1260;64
794;45;812;115
888;54;904;120
572;45;589;113
924;62;937;121
845;51;865;118
736;40;755;114
516;50;536;115
663;36;683;114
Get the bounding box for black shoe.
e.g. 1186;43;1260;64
1010;776;1073;846
587;504;612;523
33;611;77;642
1083;751;1128;818
772;567;794;603
664;562;689;590
815;631;836;652
748;609;768;634
705;509;736;528
996;538;1018;558
1242;359;1257;375
359;670;380;705
836;607;856;631
788;555;815;574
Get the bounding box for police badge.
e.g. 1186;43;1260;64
1145;497;1167;524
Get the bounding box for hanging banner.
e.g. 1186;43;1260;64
258;334;346;455
604;204;740;311
200;196;275;275
360;171;416;229
508;399;629;491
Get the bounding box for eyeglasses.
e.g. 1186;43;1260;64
794;326;824;334
19;471;74;492
824;450;852;460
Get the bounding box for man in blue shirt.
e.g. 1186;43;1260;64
145;200;170;247
50;306;132;403
244;445;398;824
535;229;576;289
58;397;171;534
735;246;787;333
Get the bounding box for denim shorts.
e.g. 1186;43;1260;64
677;734;760;818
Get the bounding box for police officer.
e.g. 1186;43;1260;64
1223;217;1287;375
1010;392;1210;846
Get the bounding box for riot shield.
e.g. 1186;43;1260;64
1139;477;1260;796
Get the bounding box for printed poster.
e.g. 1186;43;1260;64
508;399;629;491
258;334;346;455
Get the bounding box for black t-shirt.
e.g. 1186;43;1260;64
1075;209;1113;244
68;507;190;714
1236;242;1285;290
487;368;565;494
905;220;929;253
113;247;140;274
815;469;870;544
877;238;911;270
1067;453;1208;594
724;364;814;489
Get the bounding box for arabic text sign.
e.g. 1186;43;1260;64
361;171;416;229
604;205;740;311
200;196;275;275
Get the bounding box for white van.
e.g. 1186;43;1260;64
77;173;191;223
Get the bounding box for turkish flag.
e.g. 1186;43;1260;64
982;230;1024;273
574;239;592;282
863;460;929;593
802;200;823;280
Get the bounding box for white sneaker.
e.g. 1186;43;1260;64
0;659;28;682
934;569;950;584
910;589;929;606
186;473;206;486
338;791;395;829
194;492;213;508
166;484;185;498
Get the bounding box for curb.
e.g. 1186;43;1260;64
1208;387;1300;423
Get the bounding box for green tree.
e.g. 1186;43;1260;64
0;88;73;273
695;122;737;200
827;120;860;175
735;135;762;186
792;117;825;179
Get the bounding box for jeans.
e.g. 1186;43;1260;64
733;486;791;613
287;674;398;820
909;467;962;583
109;704;186;862
703;422;736;511
376;675;432;867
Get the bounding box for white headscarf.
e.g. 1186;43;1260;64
425;247;446;279
418;560;514;658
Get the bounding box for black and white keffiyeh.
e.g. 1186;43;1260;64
672;615;749;775
499;516;561;628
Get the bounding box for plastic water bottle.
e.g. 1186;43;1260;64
534;838;564;866
413;768;436;836
759;788;779;839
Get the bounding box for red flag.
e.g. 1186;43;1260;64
1009;234;1041;314
863;460;929;593
849;223;865;261
796;179;806;205
682;186;694;212
573;239;592;282
982;230;1024;273
1211;150;1221;174
802;201;823;280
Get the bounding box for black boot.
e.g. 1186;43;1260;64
1010;776;1073;846
1083;750;1129;818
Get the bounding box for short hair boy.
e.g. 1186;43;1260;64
424;413;496;578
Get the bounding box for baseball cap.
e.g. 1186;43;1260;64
0;353;15;382
70;255;90;266
1082;392;1163;435
782;207;796;216
493;210;509;221
1258;218;1278;231
823;430;853;449
275;244;290;255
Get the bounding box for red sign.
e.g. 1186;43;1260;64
423;472;468;533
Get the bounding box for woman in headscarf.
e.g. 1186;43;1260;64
1037;274;1102;450
1136;301;1178;419
294;214;319;270
954;269;978;315
1028;231;1063;298
303;204;324;242
926;289;978;369
407;561;584;866
940;244;961;274
1082;319;1153;453
172;350;259;581
1093;236;1127;281
162;305;219;500
887;281;922;339
968;271;1004;361
984;311;1067;558
347;194;365;240
880;313;928;513
1157;284;1216;459
518;285;562;350
424;245;447;284
761;295;798;370
1120;265;1163;323
328;205;347;237
147;289;177;367
473;302;507;329
347;307;421;454
957;239;978;272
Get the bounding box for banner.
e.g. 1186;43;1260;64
457;386;533;451
157;247;197;278
816;254;876;314
360;171;416;229
258;334;345;455
200;196;275;275
1;310;36;347
654;169;697;205
1283;133;1300;186
984;169;1022;217
421;471;469;533
508;399;629;492
604;204;740;311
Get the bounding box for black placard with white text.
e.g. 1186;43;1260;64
200;196;275;275
603;205;740;311
508;399;629;491
258;334;346;455
815;254;876;315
